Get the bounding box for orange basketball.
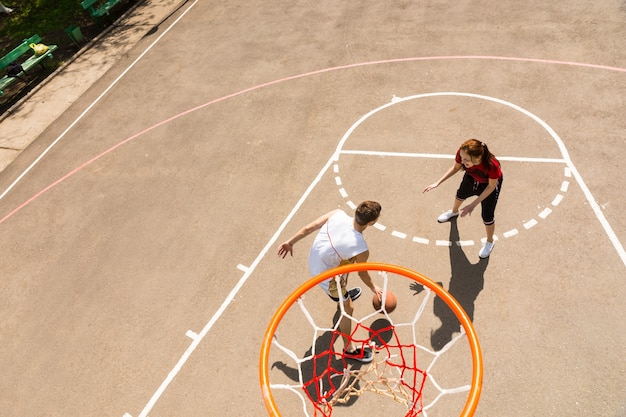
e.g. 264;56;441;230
372;290;397;313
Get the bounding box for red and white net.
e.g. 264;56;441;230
263;268;480;417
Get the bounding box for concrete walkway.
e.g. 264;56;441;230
0;0;180;173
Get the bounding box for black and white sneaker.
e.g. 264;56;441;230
347;287;362;301
330;287;363;302
344;347;373;363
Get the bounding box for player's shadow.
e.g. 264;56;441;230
271;310;373;407
411;218;488;351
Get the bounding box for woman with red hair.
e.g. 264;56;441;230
424;139;503;258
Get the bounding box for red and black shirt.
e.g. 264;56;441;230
455;149;502;184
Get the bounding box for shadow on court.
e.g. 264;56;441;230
270;310;395;408
411;218;488;351
271;328;362;407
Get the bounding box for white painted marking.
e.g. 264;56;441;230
339;150;565;163
552;194;564;206
436;240;452;246
339;188;348;198
564;166;571;177
340;150;456;159
335;176;342;186
539;208;552;219
412;236;429;244
185;330;198;340
524;219;538;229
560;181;569;192
374;222;387;231
236;264;248;272
333;164;339;173
347;200;356;209
503;229;519;238
391;230;407;239
458;240;475;246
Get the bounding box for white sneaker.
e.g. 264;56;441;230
437;210;459;223
479;241;494;258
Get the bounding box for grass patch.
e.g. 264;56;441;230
0;0;138;114
0;0;86;46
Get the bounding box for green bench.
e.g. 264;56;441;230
81;0;125;20
0;34;58;96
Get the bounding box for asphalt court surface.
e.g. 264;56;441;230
0;1;624;416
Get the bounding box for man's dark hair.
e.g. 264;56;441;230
355;201;382;226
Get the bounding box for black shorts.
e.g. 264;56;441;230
455;173;503;225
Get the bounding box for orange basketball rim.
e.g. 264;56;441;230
259;262;483;417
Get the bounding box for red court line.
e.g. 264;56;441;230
1;55;624;226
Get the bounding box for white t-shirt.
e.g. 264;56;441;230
308;210;369;295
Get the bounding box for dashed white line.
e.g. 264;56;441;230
374;223;387;231
539;208;552;219
524;219;538;229
391;230;407;239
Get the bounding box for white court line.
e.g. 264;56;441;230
524;219;538;229
127;121;346;417
0;2;200;202
339;150;566;164
552;194;564;206
539;208;552;219
391;230;407;239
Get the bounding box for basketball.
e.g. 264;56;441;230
372;290;397;313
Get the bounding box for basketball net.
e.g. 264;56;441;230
260;263;483;417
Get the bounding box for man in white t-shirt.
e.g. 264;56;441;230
278;201;383;363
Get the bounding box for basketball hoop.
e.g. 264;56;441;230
260;262;483;416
